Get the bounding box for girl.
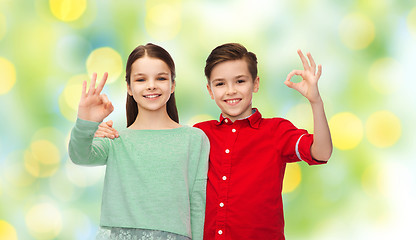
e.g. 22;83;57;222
68;43;209;240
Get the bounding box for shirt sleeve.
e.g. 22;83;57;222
189;130;210;240
68;118;110;166
276;119;326;166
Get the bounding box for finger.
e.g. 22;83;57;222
81;80;87;98
285;70;304;82
106;120;113;127
96;72;108;94
307;52;316;73
95;130;115;139
316;64;322;79
284;79;295;89
297;49;310;71
88;72;98;95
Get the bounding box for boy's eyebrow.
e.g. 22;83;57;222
235;74;249;79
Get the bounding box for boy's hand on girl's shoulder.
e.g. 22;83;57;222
95;120;119;139
284;50;323;103
78;72;114;123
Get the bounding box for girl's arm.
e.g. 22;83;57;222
285;50;333;161
68;72;114;165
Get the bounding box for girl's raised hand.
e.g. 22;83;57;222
285;50;322;103
77;72;114;122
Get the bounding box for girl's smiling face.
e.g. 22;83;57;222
128;56;175;114
207;59;259;122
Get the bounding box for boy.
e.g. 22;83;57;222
95;43;332;239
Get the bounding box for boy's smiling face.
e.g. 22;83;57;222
207;59;259;122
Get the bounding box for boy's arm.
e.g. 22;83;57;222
309;98;332;161
189;132;209;240
285;50;333;162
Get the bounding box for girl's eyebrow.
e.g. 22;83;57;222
133;72;169;76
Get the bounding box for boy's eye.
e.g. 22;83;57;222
215;82;224;87
136;78;145;82
237;79;245;83
157;77;167;81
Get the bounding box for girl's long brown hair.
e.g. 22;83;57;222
125;43;179;127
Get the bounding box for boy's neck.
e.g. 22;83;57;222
129;108;180;130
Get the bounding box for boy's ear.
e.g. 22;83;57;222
206;83;215;100
127;83;133;96
253;76;260;93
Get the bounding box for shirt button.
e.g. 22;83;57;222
218;230;223;235
219;202;224;207
232;128;236;133
222;176;227;180
224;119;228;123
225;149;230;154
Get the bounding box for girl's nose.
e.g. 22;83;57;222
146;79;156;90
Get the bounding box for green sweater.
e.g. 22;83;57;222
68;118;209;240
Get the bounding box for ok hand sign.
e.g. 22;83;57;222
285;50;322;103
77;72;114;122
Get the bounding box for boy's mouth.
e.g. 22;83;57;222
143;94;161;99
224;98;241;105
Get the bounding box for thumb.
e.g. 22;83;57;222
284;80;295;89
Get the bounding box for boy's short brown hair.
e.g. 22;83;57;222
204;43;258;82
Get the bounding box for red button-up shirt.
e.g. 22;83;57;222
194;109;326;240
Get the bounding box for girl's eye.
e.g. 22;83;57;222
237;79;245;83
215;82;224;87
157;77;167;81
135;78;145;82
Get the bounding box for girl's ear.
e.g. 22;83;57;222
127;83;133;96
207;83;214;100
253;76;260;93
171;80;176;94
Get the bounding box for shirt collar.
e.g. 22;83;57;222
216;108;262;128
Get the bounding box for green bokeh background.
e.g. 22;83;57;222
1;0;415;239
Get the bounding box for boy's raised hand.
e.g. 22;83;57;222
77;72;114;122
285;50;322;103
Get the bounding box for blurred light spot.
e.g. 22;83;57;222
0;57;16;95
187;114;215;126
368;58;403;94
282;162;301;194
329;112;363;150
366;111;401;148
408;7;416;39
0;220;17;240
285;103;313;133
59;74;89;122
0;13;6;40
145;3;182;41
65;160;105;187
362;164;386;198
49;0;87;22
24;140;61;178
339;13;375;50
61;209;95;239
55;35;91;73
2;151;36;188
49;169;83;202
26;202;62;239
86;47;123;84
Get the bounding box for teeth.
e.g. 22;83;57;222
226;99;240;104
145;94;160;98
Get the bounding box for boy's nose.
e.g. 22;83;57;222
226;84;237;95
